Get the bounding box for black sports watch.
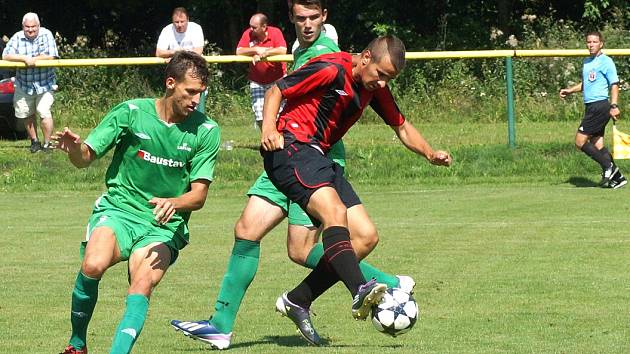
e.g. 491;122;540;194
611;103;619;109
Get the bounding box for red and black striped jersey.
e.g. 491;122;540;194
276;52;405;153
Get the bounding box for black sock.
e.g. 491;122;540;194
598;147;613;167
287;260;339;309
286;227;365;307
581;142;610;170
322;226;365;296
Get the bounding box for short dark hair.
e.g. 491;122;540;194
172;7;188;18
585;31;604;42
289;0;326;14
365;35;406;73
165;51;208;84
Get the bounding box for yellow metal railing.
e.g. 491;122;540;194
1;49;628;147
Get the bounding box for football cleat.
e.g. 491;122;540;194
396;275;416;295
275;292;322;346
170;319;232;350
609;171;628;189
352;279;387;320
60;345;87;354
600;163;619;187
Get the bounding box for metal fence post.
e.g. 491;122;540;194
196;89;208;113
505;56;516;148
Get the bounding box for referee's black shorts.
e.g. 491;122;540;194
579;99;611;136
263;141;361;221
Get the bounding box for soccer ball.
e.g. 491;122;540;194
371;287;418;337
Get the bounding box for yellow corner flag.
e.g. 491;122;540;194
613;124;630;159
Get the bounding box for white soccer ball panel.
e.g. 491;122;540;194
371;316;385;331
377;293;397;309
393;314;411;329
377;309;396;326
403;301;418;318
391;289;410;303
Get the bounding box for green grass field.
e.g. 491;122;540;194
2;122;630;353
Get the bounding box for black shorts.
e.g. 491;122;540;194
263;141;361;223
579;99;611;136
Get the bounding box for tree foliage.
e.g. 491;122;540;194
0;0;628;55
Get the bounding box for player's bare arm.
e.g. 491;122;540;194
260;85;284;151
392;120;452;166
50;127;96;168
149;180;210;224
560;82;583;98
610;83;620;120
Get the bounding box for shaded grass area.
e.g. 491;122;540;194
2;121;625;193
2;184;630;353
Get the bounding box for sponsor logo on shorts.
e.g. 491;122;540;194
335;89;348;96
96;215;108;225
137;150;184;168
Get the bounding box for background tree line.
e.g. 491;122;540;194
1;0;628;54
0;0;628;129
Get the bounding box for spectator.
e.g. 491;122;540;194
236;13;287;129
2;12;59;153
156;7;204;58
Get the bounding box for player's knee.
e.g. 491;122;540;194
234;217;261;241
362;229;379;251
287;247;308;266
81;259;108;278
128;278;156;297
352;224;379;251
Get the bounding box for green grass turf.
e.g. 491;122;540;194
2;182;630;353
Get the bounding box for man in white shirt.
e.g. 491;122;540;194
156;7;204;58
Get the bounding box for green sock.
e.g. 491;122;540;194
209;239;260;333
305;243;400;288
69;272;100;350
110;294;149;354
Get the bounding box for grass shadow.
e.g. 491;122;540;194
565;176;598;188
229;335;404;350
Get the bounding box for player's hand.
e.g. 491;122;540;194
559;88;571;98
611;106;621;121
252;54;261;64
149;197;177;225
261;129;284;151
50;127;82;153
429;150;452;166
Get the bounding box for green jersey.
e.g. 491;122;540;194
291;32;340;71
85;98;221;238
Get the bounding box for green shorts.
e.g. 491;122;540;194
248;141;346;227
81;199;187;264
